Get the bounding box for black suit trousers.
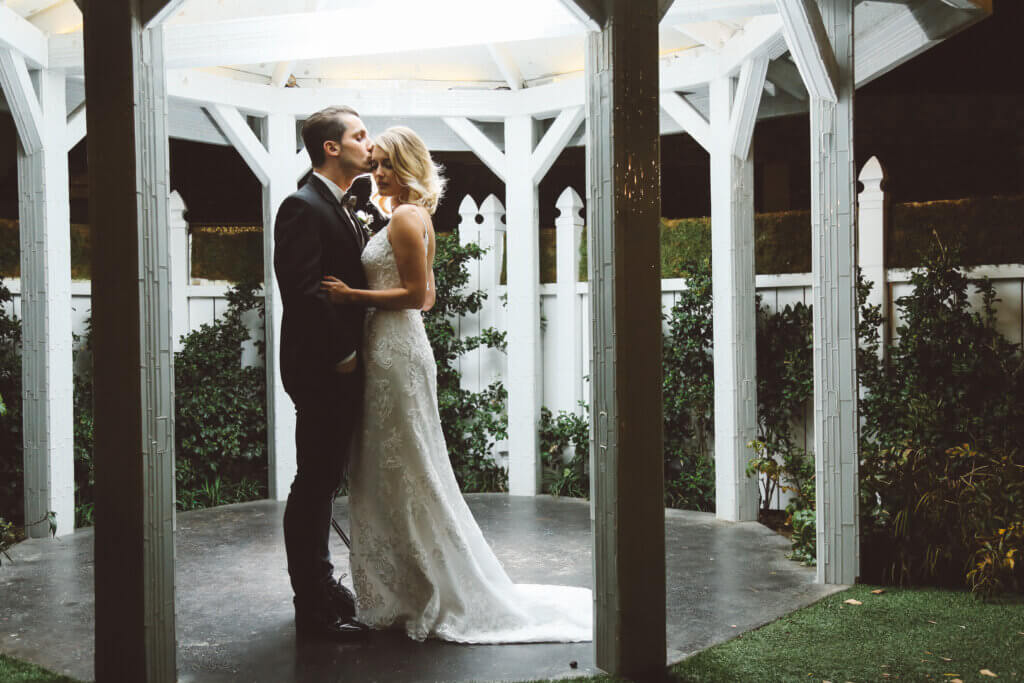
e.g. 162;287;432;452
283;369;364;602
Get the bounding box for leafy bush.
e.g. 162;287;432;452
173;282;268;497
662;257;716;511
539;405;589;499
425;231;508;492
858;238;1024;594
0;278;22;527
861;443;1024;594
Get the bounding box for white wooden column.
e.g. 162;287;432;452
84;3;178;679
0;55;75;537
807;0;859;585
708;57;767;522
857;156;887;358
262;113;297;500
555;187;584;416
583;0;666;675
504;114;542;495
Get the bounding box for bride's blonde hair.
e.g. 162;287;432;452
373;126;446;215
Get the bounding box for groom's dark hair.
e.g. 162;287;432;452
302;105;360;167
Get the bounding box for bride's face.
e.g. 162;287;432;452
370;147;403;199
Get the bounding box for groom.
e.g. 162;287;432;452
274;105;382;641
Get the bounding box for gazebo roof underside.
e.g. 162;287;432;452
0;0;991;152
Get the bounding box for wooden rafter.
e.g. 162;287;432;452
775;0;839;101
729;56;769;158
0;48;44;154
662;0;776;24
0;3;48;69
660;91;711;152
205;104;272;184
530;106;583;183
442;117;508;181
486;44;524;90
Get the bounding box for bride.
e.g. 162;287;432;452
320;126;592;644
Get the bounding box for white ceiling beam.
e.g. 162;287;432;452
66;101;86;150
556;0;604;30
775;0;839;101
729;56;769;158
443;117;508;182
49;9;586;72
766;57;807;100
486;44;524;91
661;0;777;24
659;91;711;152
530;105;584;184
673;21;737;50
855;0;991;86
714;14;786;78
0;4;49;69
0;48;44;154
205;104;272;185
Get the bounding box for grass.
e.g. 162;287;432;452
0;655;81;683
4;586;1022;683
530;585;1024;683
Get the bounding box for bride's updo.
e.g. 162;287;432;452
374;126;447;215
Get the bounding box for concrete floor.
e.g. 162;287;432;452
0;494;843;682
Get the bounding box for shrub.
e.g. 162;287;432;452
0;278;22;527
539;405;589;499
425;231;508;492
857;237;1024;594
172;282;268;505
861;443;1024;593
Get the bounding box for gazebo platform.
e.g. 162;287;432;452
0;494;842;682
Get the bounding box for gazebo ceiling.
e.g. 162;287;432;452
0;0;991;151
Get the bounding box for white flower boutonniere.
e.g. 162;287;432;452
355;210;370;226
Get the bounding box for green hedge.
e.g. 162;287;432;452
1;194;1021;281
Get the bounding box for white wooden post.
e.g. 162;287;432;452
477;195;507;414
169;190;189;352
808;0;860;585
0;58;76;538
505;115;542;496
84;5;177;678
709;65;763;522
555;187;584;416
458;195;482;395
858;156;888;357
262;113;297;500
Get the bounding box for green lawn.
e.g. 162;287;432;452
0;655;81;683
533;585;1024;683
4;585;1022;683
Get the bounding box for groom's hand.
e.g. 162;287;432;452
335;354;358;374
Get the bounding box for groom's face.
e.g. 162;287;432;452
330;114;373;175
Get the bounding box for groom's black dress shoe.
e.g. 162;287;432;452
323;577;358;619
295;601;368;643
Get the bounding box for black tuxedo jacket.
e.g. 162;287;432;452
274;175;369;399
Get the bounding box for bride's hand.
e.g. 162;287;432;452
320;276;353;304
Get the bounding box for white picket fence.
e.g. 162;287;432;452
4;161;1023;511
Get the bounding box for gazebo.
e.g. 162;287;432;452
0;0;991;679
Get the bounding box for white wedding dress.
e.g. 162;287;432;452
348;222;592;644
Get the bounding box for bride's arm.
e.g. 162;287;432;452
321;208;428;310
